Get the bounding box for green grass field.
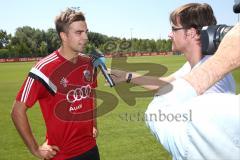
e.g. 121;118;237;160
0;55;239;160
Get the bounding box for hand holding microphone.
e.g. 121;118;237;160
91;49;115;87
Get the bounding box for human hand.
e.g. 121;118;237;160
34;140;60;160
109;69;129;84
93;127;98;138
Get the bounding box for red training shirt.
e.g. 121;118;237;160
16;50;97;159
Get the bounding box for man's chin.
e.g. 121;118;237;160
74;48;84;53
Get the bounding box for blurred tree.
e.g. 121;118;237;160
45;28;60;54
0;30;11;49
1;26;172;58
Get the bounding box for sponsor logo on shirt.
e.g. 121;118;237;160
66;85;91;103
60;77;69;88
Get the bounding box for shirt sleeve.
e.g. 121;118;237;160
145;79;197;158
16;76;47;108
171;62;191;79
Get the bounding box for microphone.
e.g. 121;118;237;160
90;49;115;87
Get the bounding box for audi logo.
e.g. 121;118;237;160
66;85;92;103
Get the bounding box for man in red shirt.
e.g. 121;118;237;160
11;8;100;160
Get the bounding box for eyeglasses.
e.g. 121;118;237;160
171;26;185;32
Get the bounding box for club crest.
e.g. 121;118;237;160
83;70;92;82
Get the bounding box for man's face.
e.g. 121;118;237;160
168;18;189;52
63;21;88;53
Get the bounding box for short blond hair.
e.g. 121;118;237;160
55;8;86;39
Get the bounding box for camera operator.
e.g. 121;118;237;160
111;3;236;95
143;2;240;160
168;3;235;94
145;22;240;160
109;3;239;159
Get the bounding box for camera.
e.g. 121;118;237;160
201;25;233;55
201;0;240;55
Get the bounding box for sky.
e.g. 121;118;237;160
0;0;239;40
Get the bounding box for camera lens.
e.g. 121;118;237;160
201;25;233;55
218;26;233;43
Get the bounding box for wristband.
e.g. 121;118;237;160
126;73;132;83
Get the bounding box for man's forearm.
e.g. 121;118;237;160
131;73;174;90
11;101;39;157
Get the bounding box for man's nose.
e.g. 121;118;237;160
168;32;174;39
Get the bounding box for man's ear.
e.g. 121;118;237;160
60;32;67;42
188;28;198;39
